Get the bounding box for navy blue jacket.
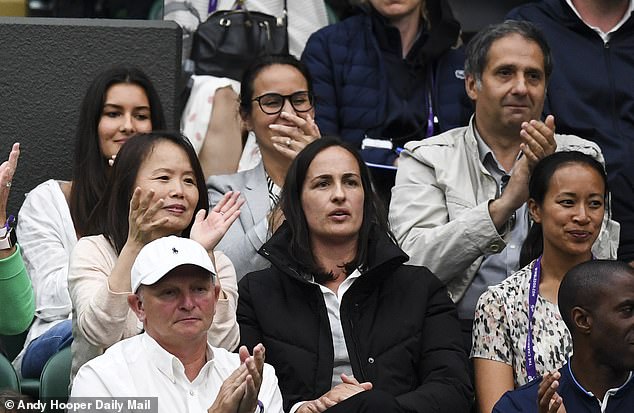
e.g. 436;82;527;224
301;7;471;164
493;362;634;412
507;0;634;259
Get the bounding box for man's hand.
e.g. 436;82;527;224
237;344;265;413
208;364;248;413
296;374;372;413
519;115;557;170
489;115;557;231
208;344;267;413
538;371;566;413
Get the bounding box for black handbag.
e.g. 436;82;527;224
190;0;289;81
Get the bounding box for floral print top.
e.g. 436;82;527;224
470;260;572;386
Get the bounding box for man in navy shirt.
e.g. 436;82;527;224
493;260;634;413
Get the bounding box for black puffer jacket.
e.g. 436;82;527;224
237;224;473;413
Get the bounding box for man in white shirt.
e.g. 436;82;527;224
71;236;283;413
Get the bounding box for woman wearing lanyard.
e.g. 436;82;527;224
470;151;612;413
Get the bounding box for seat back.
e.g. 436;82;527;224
448;0;538;41
39;347;72;413
0;17;181;217
0;353;20;392
0;330;29;361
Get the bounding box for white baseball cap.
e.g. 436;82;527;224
131;236;216;293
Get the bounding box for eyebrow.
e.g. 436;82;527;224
310;172;360;180
103;103;150;110
151;167;195;175
616;299;634;308
556;191;604;197
493;63;544;74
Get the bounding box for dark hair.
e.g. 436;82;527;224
465;20;553;83
519;151;608;267
279;137;392;281
91;131;208;254
69;66;166;237
238;54;313;118
558;259;634;333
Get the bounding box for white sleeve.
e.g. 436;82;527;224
17;181;76;321
260;363;284;413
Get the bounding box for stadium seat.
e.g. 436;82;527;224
0;353;20;392
39;347;71;413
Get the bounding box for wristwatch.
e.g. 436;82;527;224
0;215;15;250
254;400;264;413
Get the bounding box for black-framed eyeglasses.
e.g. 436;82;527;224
252;91;314;115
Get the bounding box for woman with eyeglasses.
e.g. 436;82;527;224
207;54;320;281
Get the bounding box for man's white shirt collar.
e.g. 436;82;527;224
565;0;634;42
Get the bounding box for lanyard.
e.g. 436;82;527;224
425;90;434;137
425;70;436;138
213;0;245;13
525;256;542;382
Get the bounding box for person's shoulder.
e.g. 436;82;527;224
304;14;369;62
400;127;470;169
75;336;142;384
22;179;66;204
239;265;285;290
86;334;141;367
506;0;556;20
405;126;468;151
312;14;366;38
387;264;449;296
75;234;110;248
207;162;263;191
18;179;70;229
30;178;65;193
493;377;542;412
493;262;533;294
391;264;436;281
477;264;531;312
554;133;603;156
72;234;114;258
